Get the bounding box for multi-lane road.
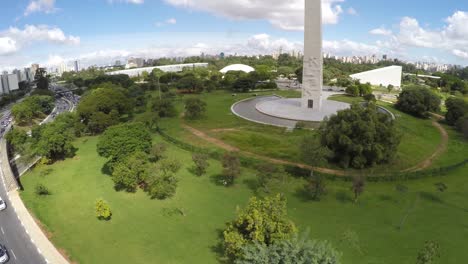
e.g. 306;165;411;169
0;86;78;264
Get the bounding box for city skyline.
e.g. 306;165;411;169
0;0;468;71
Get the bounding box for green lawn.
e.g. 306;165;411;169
160;91;452;173
20;135;468;264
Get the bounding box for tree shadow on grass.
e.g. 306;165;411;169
209;174;226;186
242;178;259;193
335;190;352;204
101;161;113;176
419;192;444;204
210;229;229;264
294;187;316;202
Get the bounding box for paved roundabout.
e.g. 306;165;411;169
231;91;349;128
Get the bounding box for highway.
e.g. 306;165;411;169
0;85;78;264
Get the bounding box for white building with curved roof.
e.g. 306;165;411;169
350;65;403;88
220;64;255;74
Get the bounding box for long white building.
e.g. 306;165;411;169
350;65;403;88
107;63;209;78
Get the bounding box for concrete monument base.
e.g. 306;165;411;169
256;97;349;122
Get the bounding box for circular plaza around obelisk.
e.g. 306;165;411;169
231;91;350;128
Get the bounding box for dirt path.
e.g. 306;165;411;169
403;118;449;172
181;117;449;176
182;124;347;176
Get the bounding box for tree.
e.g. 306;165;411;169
237;232;341;264
177;75;204;93
387;84;395;93
32;119;75;161
300;135;330;167
345;85;360;97
305;173;327;201
364;93;376;102
150;143;167;162
112;151;150;192
450;80;467;94
223;195;297;259
255;164;288;195
77;87;134;134
456;114;468;139
35;68;49;90
445;97;468;126
97;123;152;166
319;103;401;169
192;153;209;176
185;98;207;119
151;98;177;118
416;241;440;264
146;159;182;199
395;86;441;117
233;77;254;92
5;128;28;153
95;199;112;220
358;83;373;96
134;111;159;131
222;152;241;186
351;176;365;203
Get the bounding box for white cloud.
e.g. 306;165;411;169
24;0;57;16
370;27;392;36
0;37;18;55
5;25;80;46
166;18;177;24
108;0;144;4
163;0;346;31
453;49;468;59
156;18;177;27
347;7;357;16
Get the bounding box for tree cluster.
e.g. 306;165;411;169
319;103;401;169
11;95;55;125
395;86;441;117
445;97;468;138
97;123;181;200
77;87;134;134
223;195;341;263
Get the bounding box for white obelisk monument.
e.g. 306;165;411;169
302;0;323;110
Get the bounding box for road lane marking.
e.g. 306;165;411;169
0;226;4;234
10;249;17;260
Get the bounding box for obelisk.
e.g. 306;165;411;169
302;0;323;110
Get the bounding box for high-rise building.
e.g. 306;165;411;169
31;64;40;77
73;60;80;72
115;60;122;66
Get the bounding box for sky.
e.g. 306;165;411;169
0;0;468;71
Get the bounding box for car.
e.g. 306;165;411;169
0;197;5;211
0;245;8;263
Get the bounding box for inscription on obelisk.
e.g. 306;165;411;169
302;0;323;110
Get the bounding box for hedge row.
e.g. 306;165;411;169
285;160;468;182
157;128;468;182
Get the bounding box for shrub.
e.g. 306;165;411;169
35;184;50;196
192;153;209;176
222;152;241;186
185;98;207;119
95;199;112;220
395;86;441;117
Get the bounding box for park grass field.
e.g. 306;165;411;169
160;91;448;173
20;135;468;264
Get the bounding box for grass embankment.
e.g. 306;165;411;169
20;135;468;264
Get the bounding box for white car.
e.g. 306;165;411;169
0;245;8;263
0;197;6;211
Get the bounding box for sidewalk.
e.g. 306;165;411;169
8;190;69;264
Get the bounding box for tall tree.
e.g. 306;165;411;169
223;195;297;259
